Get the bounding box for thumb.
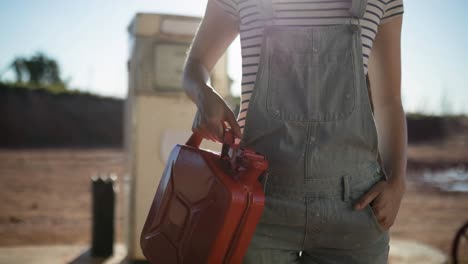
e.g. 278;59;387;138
225;110;242;139
354;185;381;210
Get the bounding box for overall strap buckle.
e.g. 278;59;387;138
349;16;361;33
348;0;367;32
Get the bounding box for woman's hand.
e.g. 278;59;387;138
354;175;406;231
192;86;242;143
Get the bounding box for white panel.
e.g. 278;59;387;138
160;129;223;164
160;130;192;163
161;19;200;35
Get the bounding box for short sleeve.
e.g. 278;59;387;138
212;0;240;22
381;0;404;24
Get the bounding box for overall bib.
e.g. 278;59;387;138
238;0;390;263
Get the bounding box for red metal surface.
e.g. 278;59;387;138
140;128;269;264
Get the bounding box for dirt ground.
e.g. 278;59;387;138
0;149;126;246
0;148;467;261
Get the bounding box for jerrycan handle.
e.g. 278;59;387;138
185;132;203;148
185;122;237;162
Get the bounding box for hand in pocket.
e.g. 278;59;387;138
353;178;406;231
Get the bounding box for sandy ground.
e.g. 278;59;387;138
0;149;126;246
0;148;467;262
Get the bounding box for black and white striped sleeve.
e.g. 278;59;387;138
381;0;404;24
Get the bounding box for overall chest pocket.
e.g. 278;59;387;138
266;45;356;122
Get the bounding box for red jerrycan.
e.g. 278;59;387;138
140;126;269;264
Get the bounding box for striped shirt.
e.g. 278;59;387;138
213;0;404;136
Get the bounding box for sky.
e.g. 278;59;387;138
0;0;467;115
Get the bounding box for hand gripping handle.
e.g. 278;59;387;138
185;122;237;161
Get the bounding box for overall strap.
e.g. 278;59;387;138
349;0;368;24
259;0;276;26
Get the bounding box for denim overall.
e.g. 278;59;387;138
238;0;390;263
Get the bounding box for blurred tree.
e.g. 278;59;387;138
11;58;25;83
9;52;68;90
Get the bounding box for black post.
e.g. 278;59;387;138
91;173;117;257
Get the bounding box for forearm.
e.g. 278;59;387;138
375;100;408;188
182;56;215;109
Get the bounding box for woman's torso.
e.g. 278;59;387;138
215;0;403;135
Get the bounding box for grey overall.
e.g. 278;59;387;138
238;0;390;263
